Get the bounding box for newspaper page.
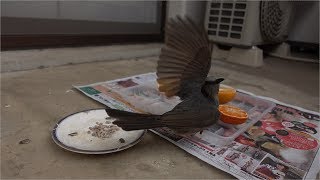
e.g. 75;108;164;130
74;73;320;180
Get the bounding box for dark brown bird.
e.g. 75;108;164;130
106;16;224;135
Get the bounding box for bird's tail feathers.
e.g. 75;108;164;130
105;107;164;131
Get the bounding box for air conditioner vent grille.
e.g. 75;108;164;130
207;1;247;39
223;3;233;9
221;17;231;23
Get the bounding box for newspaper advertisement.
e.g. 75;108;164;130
74;73;320;180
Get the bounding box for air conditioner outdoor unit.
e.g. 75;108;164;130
204;1;293;66
205;1;292;47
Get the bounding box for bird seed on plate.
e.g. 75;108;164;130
68;132;78;136
88;122;120;139
119;138;125;143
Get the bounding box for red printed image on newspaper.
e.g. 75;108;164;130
236;104;319;179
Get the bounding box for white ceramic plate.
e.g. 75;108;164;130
52;109;146;154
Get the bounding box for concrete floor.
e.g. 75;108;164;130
1;55;319;179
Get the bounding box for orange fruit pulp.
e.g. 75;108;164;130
218;104;248;124
218;85;236;104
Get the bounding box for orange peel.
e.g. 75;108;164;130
218;85;236;104
219;105;248;124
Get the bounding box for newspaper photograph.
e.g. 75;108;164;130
74;72;319;180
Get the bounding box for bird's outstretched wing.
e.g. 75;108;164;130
157;16;212;98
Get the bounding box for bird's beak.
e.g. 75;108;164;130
208;78;224;84
215;78;224;84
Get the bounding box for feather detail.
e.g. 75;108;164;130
157;16;212;99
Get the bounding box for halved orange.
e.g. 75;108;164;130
218;105;248;124
218;85;236;104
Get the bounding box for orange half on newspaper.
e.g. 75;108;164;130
218;85;236;104
218;104;248;124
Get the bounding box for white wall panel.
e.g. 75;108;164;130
1;1;58;19
59;1;158;23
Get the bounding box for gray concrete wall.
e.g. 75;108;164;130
288;1;319;44
166;1;207;24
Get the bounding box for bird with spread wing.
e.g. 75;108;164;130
106;16;224;135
